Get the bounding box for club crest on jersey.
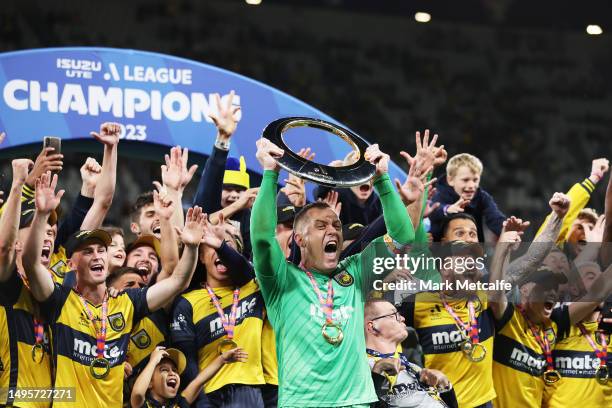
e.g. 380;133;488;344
544;328;556;345
108;312;126;332
51;260;66;278
333;270;354;287
131;329;151;349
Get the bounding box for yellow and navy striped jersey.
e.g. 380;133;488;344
543;320;612;407
536;178;595;244
139;391;189;408
492;303;570;408
128;309;168;373
261;313;278;385
170;279;266;393
41;283;149;408
0;271;52;408
400;290;496;407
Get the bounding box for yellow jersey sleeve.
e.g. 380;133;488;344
535;178;595;244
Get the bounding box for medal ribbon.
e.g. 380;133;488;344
78;292;108;359
33;318;44;346
577;323;608;370
440;295;480;345
205;284;240;340
517;306;555;373
302;267;335;325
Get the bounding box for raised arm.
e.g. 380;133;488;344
181;348;248;404
193;91;241;211
505;193;569;284
150;189;179;283
145;207;205;311
0;159;33;282
80;122;120;230
130;346;168;408
366;144;415;245
251;138;287;294
489;223;522;320
159;146;199;231
536;158;609;243
22;171;64;302
568;263;612;325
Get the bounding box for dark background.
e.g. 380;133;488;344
1;0;611;238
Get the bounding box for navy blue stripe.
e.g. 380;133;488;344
193;292;264;349
417;311;494;355
552;349;612;379
493;334;545;376
52;322;130;367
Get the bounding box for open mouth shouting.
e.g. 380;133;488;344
90;262;105;278
166;376;178;390
213;257;227;274
135;260;152;275
322;235;340;266
151;223;161;237
41;241;53;264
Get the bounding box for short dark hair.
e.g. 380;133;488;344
130;192;154;222
440;213;477;240
106;266;142;287
293;201;332;232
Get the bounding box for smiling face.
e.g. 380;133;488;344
295;207;343;274
448;165;480;201
131;203;161;239
71;243;108;286
107;234;126;272
126;245;159;283
150;359;180;400
221;186;246;208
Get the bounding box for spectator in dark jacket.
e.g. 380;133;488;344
429;153;505;242
313;182;383;226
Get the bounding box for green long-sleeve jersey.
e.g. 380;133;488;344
251;170;414;407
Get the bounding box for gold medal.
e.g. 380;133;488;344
31;343;44;364
322;322;344;345
217;339;238;355
467;343;487;362
90;357;110;379
596;366;609;385
543;369;561;385
461;339;473;355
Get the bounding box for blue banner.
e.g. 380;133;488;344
0;47;405;184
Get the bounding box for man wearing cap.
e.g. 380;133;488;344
0;159;56;408
489;223;612;408
22;170;208;408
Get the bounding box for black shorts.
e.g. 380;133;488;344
261;384;278;408
206;384;265;408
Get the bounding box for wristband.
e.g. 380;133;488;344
590;171;603;183
215;137;230;151
443;204;450;217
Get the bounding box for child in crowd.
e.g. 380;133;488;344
429;153;506;242
130;346;247;408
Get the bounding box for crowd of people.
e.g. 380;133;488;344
0;90;611;408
